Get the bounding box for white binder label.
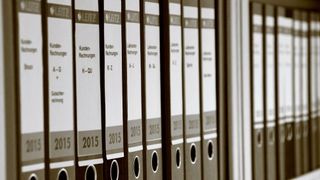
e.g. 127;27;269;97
144;1;162;142
169;2;183;139
201;7;216;132
47;0;74;159
266;16;275;122
253;14;263;124
19;0;44;164
183;6;200;137
294;19;302;122
301;21;308;120
126;0;143;146
104;0;124;158
75;0;102;158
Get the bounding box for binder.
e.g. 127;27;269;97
293;10;303;176
309;12;318;170
282;9;295;180
44;0;76;179
199;0;218;179
159;0;185;179
123;0;144;178
276;7;293;180
102;0;126;179
15;0;45;179
301;11;310;174
140;0;163;179
249;3;265;180
74;0;104;179
182;0;202;179
264;5;277;180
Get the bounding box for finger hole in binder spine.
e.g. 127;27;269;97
190;143;197;164
268;130;275;145
85;165;97;180
151;151;159;173
257;131;263;147
133;156;140;179
176;148;181;168
28;173;38;180
207;140;214;160
57;168;69;180
110;160;119;180
287;125;293;141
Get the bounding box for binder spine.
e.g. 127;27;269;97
74;0;104;179
199;0;218;179
102;0;126;179
16;0;45;179
160;0;184;178
309;12;318;170
264;5;277;180
182;0;202;179
45;0;76;179
301;12;310;173
283;9;295;179
124;0;144;178
141;0;163;179
293;10;303;176
250;3;265;180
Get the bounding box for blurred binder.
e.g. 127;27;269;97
301;11;310;174
102;0;126;179
182;0;202;179
16;0;45;179
250;3;265;180
199;0;218;179
74;0;104;179
140;0;163;179
44;0;76;179
309;12;318;170
293;10;303;176
264;5;277;180
159;0;185;178
123;0;144;178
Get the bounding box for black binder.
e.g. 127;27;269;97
250;3;265;180
264;5;277;180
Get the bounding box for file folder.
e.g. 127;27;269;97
182;0;202;179
140;0;163;179
309;12;318;170
123;0;144;178
199;0;218;179
16;0;45;179
44;0;76;179
283;9;294;180
301;11;310;173
293;10;303;176
159;0;185;179
74;0;104;179
276;7;293;180
264;5;277;180
317;13;320;168
250;3;265;179
102;0;126;179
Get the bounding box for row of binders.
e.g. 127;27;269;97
250;2;320;180
7;0;218;179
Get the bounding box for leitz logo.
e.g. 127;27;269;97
48;3;72;19
19;0;41;13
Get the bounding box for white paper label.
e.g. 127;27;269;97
169;2;183;138
278;16;292;123
253;14;263;124
294;19;302;122
183;6;200;136
266;16;275;122
201;7;216;131
311;20;318;116
18;0;44;164
301;21;309;120
75;0;102;158
104;0;124;158
48;0;74;158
